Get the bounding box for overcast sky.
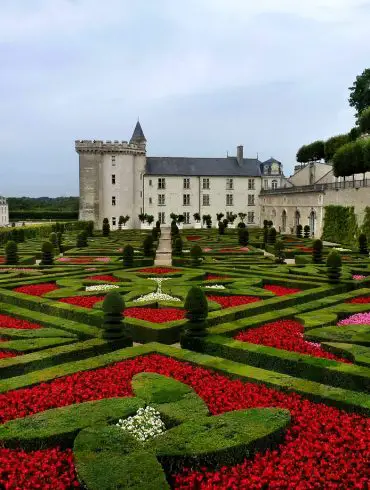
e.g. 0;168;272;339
0;0;369;197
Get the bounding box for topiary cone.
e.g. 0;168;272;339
5;240;18;265
41;241;54;266
183;286;208;338
101;292;132;345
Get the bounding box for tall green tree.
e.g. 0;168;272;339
348;68;370;118
324;134;349;162
359;106;370;134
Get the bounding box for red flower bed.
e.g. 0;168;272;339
13;283;59;297
58;296;104;309
0;354;368;489
0;257;5;264
186;235;201;241
347;296;370;304
235;319;351;363
219;247;249;253
0;314;42;330
0;339;17;359
298;246;313;253
207;295;260;308
264;284;302;296
205;273;230;281
86;274;119;282
137;267;181;274
125;307;185;323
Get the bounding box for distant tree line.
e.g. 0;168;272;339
8;196;79;221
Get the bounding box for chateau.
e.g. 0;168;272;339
77;122;370;235
76;122;284;229
0;196;9;227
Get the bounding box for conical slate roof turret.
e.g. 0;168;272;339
130;120;146;144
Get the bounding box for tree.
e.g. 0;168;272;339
76;231;88;248
101;292;132;345
312;239;323;264
147;215;154;226
56;232;64;253
358;233;368;254
173;237;183;256
333;141;365;178
326;250;342;283
216;213;224;222
218;222;225;235
49;232;58;249
123;245;134;267
190;245;203;266
324;134;349;162
274;240;285;264
348;68;370;118
40;241;54;266
296;145;310;164
238;212;247;222
5;240;18;265
86;221;94;236
297;141;325;163
143;235;154;257
267;227;277;245
102;218;110;237
238;228;249;246
118;216;125;230
193;212;201;222
180;286;208;348
359;106;370;134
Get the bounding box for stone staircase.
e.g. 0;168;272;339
154;228;172;266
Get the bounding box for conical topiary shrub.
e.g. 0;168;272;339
218;222;225;235
180;286;208;348
102;218;110;237
312;239;323;264
123;245;134;267
267;227;277;245
101;292;132;345
358;233;368;254
190;244;203;266
49;232;58;249
326;250;342;283
86;221;94;237
304;225;310;238
5;240;18;265
143;235;154;257
57;232;64;253
263;227;269;249
41;241;54;266
173;237;183;256
238;228;249;246
76;231;88;248
17;228;25;243
274;239;285;264
296;224;303;238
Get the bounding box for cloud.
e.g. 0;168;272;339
0;0;369;195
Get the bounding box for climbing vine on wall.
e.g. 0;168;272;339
361;206;370;242
321;205;359;246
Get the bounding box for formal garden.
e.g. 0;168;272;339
0;218;369;489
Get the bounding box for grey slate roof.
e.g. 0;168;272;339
262;157;281;165
146;157;262;177
130;121;146;143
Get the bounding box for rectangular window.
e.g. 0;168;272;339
226;194;233;206
149;179;152;186
158;178;166;189
140;191;142;198
247;212;255;224
158;194;165;206
202;178;210;189
248;194;255;206
112;217;116;226
226;211;233;220
202;194;210;206
264;179;268;189
183;178;190;189
248;179;255;190
226;178;233;190
111;174;116;185
272;180;278;190
183;212;190;224
111;155;116;163
111;196;116;206
158;212;165;224
183;194;190;206
149;197;152;204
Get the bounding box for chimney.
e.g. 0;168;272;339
237;145;243;166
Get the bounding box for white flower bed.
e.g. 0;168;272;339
333;247;352;252
116;406;165;442
134;277;180;302
204;284;226;289
85;284;120;292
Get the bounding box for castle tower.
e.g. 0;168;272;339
76;122;147;229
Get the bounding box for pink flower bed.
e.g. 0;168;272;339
352;274;367;280
57;257;110;264
337;312;370;325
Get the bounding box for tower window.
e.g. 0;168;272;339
111;174;116;184
112;196;116;206
183;178;190;189
112;217;116;226
202;178;210;189
203;194;210;206
226;178;233;190
149;197;152;204
248;194;255;206
149;179;152;186
272;180;278;190
111;155;116;163
183;212;190;224
247;212;255;223
226;194;233;206
248;179;255;190
158;194;165;206
158;178;166;189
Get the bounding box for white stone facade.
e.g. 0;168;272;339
0;197;9;227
